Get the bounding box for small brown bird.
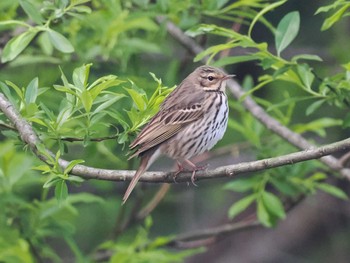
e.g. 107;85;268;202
123;65;233;204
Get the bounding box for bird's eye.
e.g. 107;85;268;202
207;76;214;81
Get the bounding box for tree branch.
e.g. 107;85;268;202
59;135;119;142
166;219;260;248
1;92;350;184
0;122;16;131
157;18;350;180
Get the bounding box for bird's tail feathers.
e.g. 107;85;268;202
122;153;152;204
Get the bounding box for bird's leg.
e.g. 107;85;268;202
173;161;184;183
183;159;207;186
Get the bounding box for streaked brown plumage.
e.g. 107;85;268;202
123;65;233;204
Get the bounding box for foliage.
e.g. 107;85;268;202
0;0;350;261
188;2;350;226
100;217;204;263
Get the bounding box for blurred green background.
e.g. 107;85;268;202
1;0;350;262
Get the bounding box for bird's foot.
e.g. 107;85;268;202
183;159;207;187
173;160;207;186
173;161;185;183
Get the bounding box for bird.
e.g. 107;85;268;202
122;65;233;204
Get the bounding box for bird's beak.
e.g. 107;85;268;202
223;74;235;80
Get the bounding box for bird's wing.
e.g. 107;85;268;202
129;87;205;157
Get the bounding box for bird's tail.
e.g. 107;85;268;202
122;152;153;204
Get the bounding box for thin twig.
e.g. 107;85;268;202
165;219;260;248
136;184;170;220
58;135;118;142
0;122;16;131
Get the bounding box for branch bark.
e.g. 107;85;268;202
1;92;350;184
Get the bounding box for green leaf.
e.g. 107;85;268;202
317;183;348;200
343;112;350;128
0;20;31;29
66;175;85;184
25;77;39;104
257;199;271;227
5;80;24;100
55;179;69;203
185;24;217;37
1;81;18;106
260;58;276;70
125;88;147;110
262;191;286;219
80;90;93;113
320;3;350;31
270;177;300;196
19;0;44;24
67;193;104;204
224;176;259;193
107;111;130;132
228;194;256;219
275;11;300;56
38;31;54;55
249;0;287;37
315;1;345;14
291;54;323;62
63;159;85;175
93;94;125;114
272;65;292;78
89;77;125;99
43;176;61;188
297;64;314;90
306;99;325;116
292;118;342;137
2;30;38;63
47;29;74;53
213;55;258;67
74;64;91;89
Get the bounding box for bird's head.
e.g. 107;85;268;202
194;66;234;92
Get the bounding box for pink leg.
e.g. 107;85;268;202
173;161;184;183
182;159;207;186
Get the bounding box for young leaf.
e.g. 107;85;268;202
80;90;93;113
248;0;287;37
66;175;85;184
43;176;61;188
257;199;272;227
67;193;104;204
19;0;44;24
228;194;256;219
25;77;39;104
306;99;325;116
224;176;259;193
297;64;314;90
125;88;146;110
63;159;85;175
320;3;350;31
317;183;348;200
72;64;91;91
213;55;258;67
270;177;300;196
275;11;300;56
55;179;69;203
47;29;74;53
262;191;286;219
93;94;125;115
0;81;18;106
291;54;323;62
2;30;38;63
